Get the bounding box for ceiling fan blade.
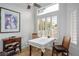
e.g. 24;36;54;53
34;3;41;8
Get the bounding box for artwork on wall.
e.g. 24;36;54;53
0;7;20;33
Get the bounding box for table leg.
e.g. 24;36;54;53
29;45;32;56
52;46;54;56
52;48;53;56
41;51;44;56
19;45;21;53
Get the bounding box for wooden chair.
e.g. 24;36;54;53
31;33;39;51
32;33;39;39
52;36;71;56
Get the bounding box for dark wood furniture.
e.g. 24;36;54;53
29;45;32;56
3;37;21;55
52;36;71;56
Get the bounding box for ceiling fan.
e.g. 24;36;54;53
27;3;41;9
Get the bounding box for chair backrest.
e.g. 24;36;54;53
62;36;71;49
32;33;38;39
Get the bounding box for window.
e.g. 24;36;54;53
37;16;58;38
37;18;46;37
71;10;77;45
46;17;51;37
51;16;58;37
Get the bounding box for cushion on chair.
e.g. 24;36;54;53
54;45;67;52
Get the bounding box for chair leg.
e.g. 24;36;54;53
52;47;56;56
41;51;44;56
67;52;69;56
52;51;53;56
53;49;59;56
52;47;54;56
61;52;69;56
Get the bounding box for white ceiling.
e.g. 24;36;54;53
38;3;51;7
38;3;55;7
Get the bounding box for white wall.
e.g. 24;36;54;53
66;3;79;56
57;3;67;44
0;3;34;52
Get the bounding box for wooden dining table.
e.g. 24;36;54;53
28;37;56;56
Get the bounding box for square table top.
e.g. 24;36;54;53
28;37;55;48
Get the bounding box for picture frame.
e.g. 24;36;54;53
0;7;20;33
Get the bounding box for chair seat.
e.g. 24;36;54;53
54;45;67;52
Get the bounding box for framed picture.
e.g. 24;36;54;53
0;7;20;33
